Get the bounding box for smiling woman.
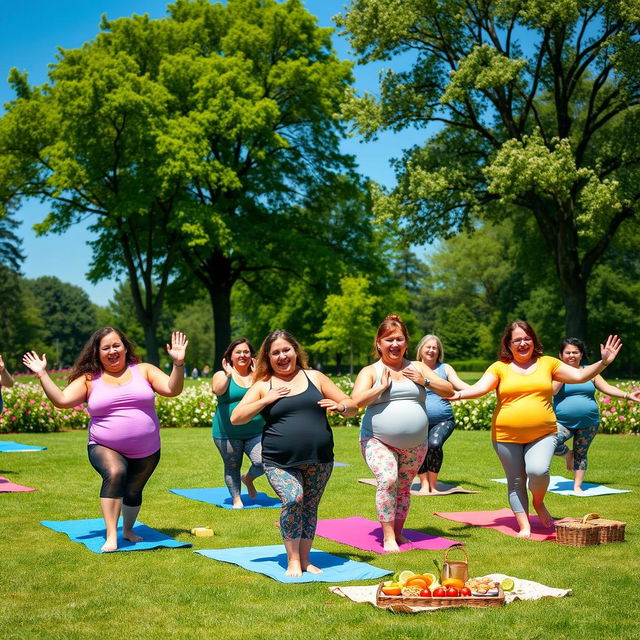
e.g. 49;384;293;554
22;327;188;552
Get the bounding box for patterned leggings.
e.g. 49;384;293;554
360;437;427;523
418;419;456;474
213;435;264;499
554;424;599;470
264;462;333;540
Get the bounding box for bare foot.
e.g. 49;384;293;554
533;502;554;528
303;563;324;574
516;529;531;539
123;530;143;543
573;486;585;494
241;474;257;499
285;562;303;577
101;535;118;553
395;533;410;545
383;538;400;552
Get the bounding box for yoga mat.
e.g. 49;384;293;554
433;508;558;541
333;461;349;467
0;441;47;452
0;476;36;492
315;516;461;553
194;544;391;584
491;475;630;497
41;517;192;553
358;477;478;496
169;487;280;509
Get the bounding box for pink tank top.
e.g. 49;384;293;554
87;364;160;458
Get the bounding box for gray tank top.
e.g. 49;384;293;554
360;360;429;449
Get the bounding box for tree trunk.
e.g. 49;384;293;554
560;279;588;341
143;322;160;367
208;281;232;368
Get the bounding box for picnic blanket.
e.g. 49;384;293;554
0;441;47;453
41;517;192;553
195;545;391;584
0;476;36;492
358;477;478;496
492;475;630;497
169;487;280;509
433;508;558;541
329;573;572;612
315;516;461;553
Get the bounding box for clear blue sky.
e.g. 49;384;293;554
1;1;426;304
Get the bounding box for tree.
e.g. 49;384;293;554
339;0;640;339
0;212;24;271
25;276;97;367
313;276;379;373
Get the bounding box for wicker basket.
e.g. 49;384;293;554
582;514;626;543
555;513;600;546
375;583;505;610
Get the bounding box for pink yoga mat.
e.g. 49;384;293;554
315;516;462;553
433;508;559;541
0;476;36;492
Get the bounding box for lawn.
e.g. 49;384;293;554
1;427;638;640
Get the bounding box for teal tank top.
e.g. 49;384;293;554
212;376;264;439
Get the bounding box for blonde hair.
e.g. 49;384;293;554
415;334;444;363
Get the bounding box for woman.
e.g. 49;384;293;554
231;330;357;577
22;328;188;552
211;338;264;508
552;337;640;493
452;321;621;537
0;353;15;412
415;334;470;494
351;315;454;552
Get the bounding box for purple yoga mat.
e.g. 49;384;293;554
0;476;36;492
315;516;461;553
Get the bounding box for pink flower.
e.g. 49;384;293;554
11;416;17;421
603;410;611;417
619;416;626;421
602;397;611;404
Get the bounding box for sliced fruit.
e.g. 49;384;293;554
381;585;402;596
405;577;428;589
442;578;465;589
397;570;416;585
421;572;437;587
500;578;515;592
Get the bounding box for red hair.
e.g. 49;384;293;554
373;314;409;358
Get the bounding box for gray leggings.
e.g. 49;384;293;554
213;435;264;499
492;433;557;513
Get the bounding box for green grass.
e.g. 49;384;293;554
1;428;638;639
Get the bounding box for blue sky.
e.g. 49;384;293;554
1;1;427;304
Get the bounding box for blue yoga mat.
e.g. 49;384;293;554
169;487;281;509
333;461;349;467
491;475;630;497
0;440;47;452
195;544;391;584
41;517;192;554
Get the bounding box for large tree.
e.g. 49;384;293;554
339;0;640;338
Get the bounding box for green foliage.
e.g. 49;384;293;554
170;296;215;371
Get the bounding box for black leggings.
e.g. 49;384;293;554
88;445;160;507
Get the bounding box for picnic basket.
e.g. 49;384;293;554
555;513;626;546
375;583;505;610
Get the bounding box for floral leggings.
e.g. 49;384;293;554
360;437;427;523
554;424;599;470
264;462;333;540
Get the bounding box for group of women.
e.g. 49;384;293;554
10;315;639;569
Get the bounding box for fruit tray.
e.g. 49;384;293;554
375;583;505;610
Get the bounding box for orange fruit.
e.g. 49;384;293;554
442;578;465;589
405;577;428;589
381;585;402;596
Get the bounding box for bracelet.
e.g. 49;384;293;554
339;403;347;414
173;362;185;368
423;377;431;388
624;393;629;400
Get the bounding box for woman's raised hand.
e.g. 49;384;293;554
167;332;189;365
22;351;48;374
600;335;623;366
222;357;234;376
318;398;344;414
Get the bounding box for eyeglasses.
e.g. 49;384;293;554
511;338;532;346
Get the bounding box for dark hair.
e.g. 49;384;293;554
253;330;309;381
222;338;256;366
69;327;140;382
498;320;544;363
373;314;410;359
559;337;589;364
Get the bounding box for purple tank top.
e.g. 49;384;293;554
87;364;160;458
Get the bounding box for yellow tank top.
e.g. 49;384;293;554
487;356;563;443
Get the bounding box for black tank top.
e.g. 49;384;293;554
260;370;334;468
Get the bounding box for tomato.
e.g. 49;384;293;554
419;588;431;597
432;587;447;598
446;587;459;597
459;587;472;597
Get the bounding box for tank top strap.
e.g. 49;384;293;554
372;359;384;386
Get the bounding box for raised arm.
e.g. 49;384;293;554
594;375;640;403
231;381;289;424
444;364;471;391
351;365;390;408
451;371;498;401
211;360;234;397
308;371;359;418
0;354;14;388
144;332;189;397
553;335;622;384
22;351;88;408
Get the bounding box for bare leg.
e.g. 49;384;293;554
513;511;531;538
381;521;400;552
122;503;143;542
299;538;322;574
564;450;574;471
394;517;410;545
232;496;244;509
417;472;430;493
100;497;122;552
241;472;257;499
283;539;303;577
573;469;586;493
427;471;442;494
